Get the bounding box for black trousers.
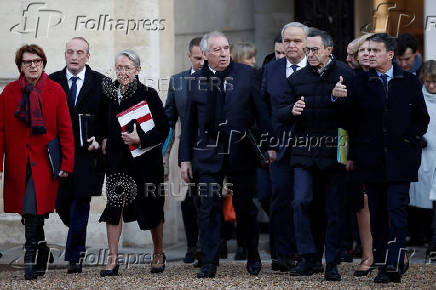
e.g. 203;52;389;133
293;167;345;265
366;182;410;269
181;192;199;249
196;169;259;265
64;196;91;263
270;153;296;259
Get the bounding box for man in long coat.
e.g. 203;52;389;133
333;33;429;283
50;37;106;273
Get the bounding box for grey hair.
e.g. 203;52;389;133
200;31;228;53
115;49;141;68
67;36;90;54
281;22;309;38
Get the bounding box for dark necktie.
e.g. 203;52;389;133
291;64;299;73
380;73;388;93
70;76;78;105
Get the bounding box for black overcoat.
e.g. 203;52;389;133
341;63;429;182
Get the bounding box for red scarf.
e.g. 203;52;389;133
15;72;48;134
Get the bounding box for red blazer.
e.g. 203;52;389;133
0;77;75;215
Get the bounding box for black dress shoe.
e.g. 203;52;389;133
183;247;196;264
273;257;295;272
324;264;341;281
386;265;401;283
24;264;37;281
271;259;281;271
374;269;390;283
312;260;324;274
100;264;119;277
374;267;401;283
194;258;219;268
353;257;374;277
246;256;262;276
289;256;314;276
197;264;216;278
67;263;83;274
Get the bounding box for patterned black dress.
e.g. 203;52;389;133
99;78;169;230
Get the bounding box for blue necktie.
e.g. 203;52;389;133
291;64;299;73
380;74;388;92
70;76;78;105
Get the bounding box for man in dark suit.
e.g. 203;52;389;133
50;37;106;274
262;22;308;271
332;33;429;283
164;36;204;263
279;29;354;281
180;31;275;278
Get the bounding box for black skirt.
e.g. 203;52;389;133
346;179;365;213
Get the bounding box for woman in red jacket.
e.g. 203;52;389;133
0;44;74;280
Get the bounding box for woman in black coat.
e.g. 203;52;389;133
99;49;169;276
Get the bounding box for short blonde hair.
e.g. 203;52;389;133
231;42;256;63
355;33;374;56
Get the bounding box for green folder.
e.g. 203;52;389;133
337;128;349;164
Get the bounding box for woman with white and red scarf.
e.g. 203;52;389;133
0;44;74;280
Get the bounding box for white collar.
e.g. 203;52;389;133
190;68;196;75
66;66;86;80
286;56;307;69
208;66;216;74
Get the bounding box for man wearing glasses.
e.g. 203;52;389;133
277;28;353;281
50;37;106;274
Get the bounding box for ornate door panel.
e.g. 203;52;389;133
295;0;354;62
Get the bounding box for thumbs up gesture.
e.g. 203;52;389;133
292;96;306;116
121;123;141;146
332;76;348;98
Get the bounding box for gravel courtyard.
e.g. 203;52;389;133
0;262;435;289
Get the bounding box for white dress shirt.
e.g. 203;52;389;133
286;56;307;78
376;65;394;84
66;66;86;106
208;66;227;91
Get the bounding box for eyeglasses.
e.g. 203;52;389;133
304;47;320;55
22;59;43;67
424;80;436;85
115;65;135;72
